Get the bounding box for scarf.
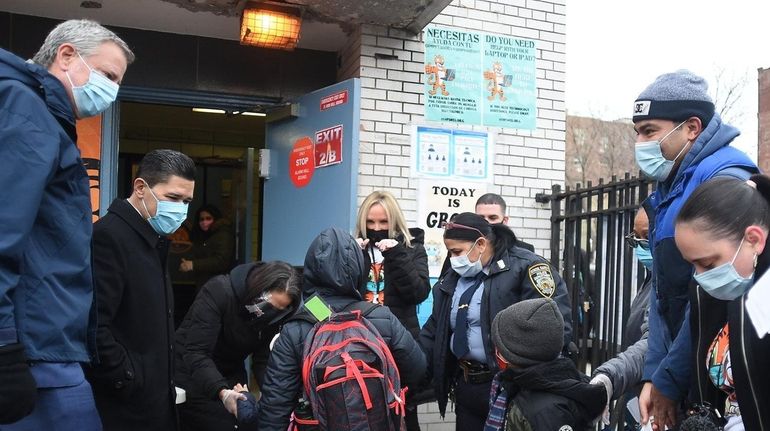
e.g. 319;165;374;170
484;371;509;431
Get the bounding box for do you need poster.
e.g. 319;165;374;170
424;25;537;129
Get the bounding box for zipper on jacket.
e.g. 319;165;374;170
696;287;704;402
740;298;764;431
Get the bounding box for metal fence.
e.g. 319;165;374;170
536;173;652;373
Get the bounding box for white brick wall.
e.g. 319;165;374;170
337;0;566;425
343;0;566;256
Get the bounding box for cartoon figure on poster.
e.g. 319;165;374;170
484;61;513;102
425;54;454;96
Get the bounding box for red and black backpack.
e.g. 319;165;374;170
291;301;407;431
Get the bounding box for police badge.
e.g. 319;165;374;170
528;263;556;298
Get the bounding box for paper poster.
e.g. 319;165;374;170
482;34;537;129
411;125;492;182
423;25;537;130
417;179;488;278
315;125;343;168
424;27;483;125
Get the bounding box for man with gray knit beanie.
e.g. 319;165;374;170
482;298;605;430
632;70;757;430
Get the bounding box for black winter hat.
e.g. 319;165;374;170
491;298;564;367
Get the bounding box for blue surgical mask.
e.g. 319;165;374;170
141;181;189;236
634;120;689;181
635;246;653;270
65;51;119;118
450;240;483;278
693;237;755;301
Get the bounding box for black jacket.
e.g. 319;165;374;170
691;250;770;430
254;228;426;431
419;245;573;416
502;358;606;430
85;199;177;431
362;227;430;338
174;263;277;401
189;221;235;290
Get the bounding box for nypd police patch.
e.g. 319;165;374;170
528;263;555;298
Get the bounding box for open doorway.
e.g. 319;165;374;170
117;101;264;326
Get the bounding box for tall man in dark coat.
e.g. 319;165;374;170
0;19;133;429
86;149;195;430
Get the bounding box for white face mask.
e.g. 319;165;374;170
635;120;689;181
450;239;483;278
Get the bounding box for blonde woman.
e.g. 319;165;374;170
355;190;430;431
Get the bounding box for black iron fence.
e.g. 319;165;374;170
536;173;652;373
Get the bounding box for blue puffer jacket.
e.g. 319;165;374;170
0;48;95;362
643;113;757;400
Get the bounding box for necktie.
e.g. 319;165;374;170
452;275;485;359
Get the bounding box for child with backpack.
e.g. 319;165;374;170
485;298;606;431
237;227;426;431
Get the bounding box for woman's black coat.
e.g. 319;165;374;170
174;262;276;400
362;227;430;338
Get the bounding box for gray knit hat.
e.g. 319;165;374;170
632;69;715;126
491;298;564;367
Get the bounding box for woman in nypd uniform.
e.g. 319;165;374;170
418;212;573;431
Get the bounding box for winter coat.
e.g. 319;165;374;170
362;227;430;338
502;358;606;431
0;48;95;362
645;113;757;401
254;227;427;431
594;276;651;399
691;250;770;430
189;220;235;290
85;199;177;431
419;245;573;417
174;262;277;401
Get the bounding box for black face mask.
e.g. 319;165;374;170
366;229;389;244
244;301;291;328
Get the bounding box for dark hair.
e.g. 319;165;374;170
135;149;196;187
475;193;507;213
191;204;223;241
443;212;517;257
676;174;770;242
244;261;301;308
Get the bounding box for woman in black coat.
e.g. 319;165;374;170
179;204;235;291
674;175;770;430
355;190;430;431
174;261;301;431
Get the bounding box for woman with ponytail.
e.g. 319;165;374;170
418;212;573;431
674;174;770;430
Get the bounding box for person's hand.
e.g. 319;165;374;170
355;238;370;250
234;383;248;393
649;384;677;431
220;388;246;416
0;343;37;424
589;373;613;426
375;239;399;252
179;258;193;272
639;382;653;426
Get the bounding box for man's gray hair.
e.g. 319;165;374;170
32;19;135;68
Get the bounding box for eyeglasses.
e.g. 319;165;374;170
624;232;649;250
441;221;484;237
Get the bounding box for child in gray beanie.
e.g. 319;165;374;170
483;298;605;430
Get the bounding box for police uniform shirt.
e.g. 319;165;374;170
449;269;488;363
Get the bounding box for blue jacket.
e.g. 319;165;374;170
0;48;94;362
643;114;757;400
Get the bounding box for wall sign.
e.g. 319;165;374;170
411;125;493;182
289;136;314;188
424;25;537;129
315;125;343;168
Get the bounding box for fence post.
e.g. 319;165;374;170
549;184;561;268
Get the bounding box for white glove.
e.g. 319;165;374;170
220;388;246;416
355;238;370;249
590;373;613;426
375;239;399;252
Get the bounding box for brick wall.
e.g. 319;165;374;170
342;0;567;256
759;68;770;173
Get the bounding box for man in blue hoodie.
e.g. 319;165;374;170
633;70;757;430
0;20;133;429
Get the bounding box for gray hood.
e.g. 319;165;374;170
302;227;365;300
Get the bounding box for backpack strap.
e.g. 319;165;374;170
341;301;379;318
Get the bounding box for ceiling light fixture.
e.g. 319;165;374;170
240;2;302;50
192;108;267;117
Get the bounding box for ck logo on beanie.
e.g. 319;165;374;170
634;101;650;116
